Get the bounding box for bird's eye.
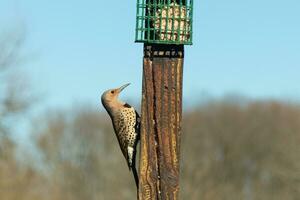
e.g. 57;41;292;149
111;91;115;94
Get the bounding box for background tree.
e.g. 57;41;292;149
33;106;137;200
180;100;300;200
28;100;300;200
0;29;42;200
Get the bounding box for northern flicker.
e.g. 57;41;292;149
101;83;140;188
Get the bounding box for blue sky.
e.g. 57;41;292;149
1;0;300;110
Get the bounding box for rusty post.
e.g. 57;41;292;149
139;44;184;200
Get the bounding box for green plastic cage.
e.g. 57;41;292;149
135;0;193;45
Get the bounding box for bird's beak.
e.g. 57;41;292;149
118;83;130;93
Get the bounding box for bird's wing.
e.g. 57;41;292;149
115;111;130;161
134;110;141;143
115;107;137;163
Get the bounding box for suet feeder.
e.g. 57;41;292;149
135;0;193;45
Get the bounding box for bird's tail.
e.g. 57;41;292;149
130;148;139;190
132;165;139;189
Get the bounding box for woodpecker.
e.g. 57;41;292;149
101;83;140;188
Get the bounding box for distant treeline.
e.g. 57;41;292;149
1;101;299;200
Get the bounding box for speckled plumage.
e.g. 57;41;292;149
101;83;140;188
112;105;140;168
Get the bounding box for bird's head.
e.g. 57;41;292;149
101;83;130;108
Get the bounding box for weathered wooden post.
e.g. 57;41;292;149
135;0;193;199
